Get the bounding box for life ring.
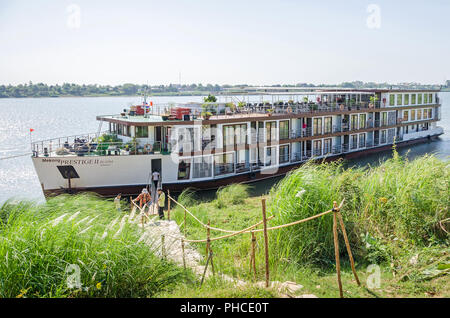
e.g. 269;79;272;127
144;144;153;153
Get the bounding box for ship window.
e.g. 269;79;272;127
323;138;332;155
403;110;409;122
428;109;432;118
418;94;423;104
279;121;289;140
424;94;428;104
381;130;387;144
266;122;277;141
410;109;416;121
214;152;234;176
397;94;403;106
404;94;409;105
136;126;148;138
57;166;80;179
177;159;191;180
324;117;332;134
279;145;289;163
423;109;428;119
389;95;395;106
313;118;322;135
429;94;433;103
193;156;212;179
411;94;416;104
351;135;358;149
359;114;366;129
350;115;358;130
359;133;366;148
313;140;322;156
417;109;422;120
265;146;277;166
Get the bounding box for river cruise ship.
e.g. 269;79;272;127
31;88;443;197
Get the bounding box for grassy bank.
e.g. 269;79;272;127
0;194;188;298
171;152;449;297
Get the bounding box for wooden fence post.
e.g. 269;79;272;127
161;234;166;260
207;220;215;275
184;208;187;237
251;231;257;281
261;199;270;288
332;201;343;298
337;208;360;286
181;239;186;270
168;190;171;221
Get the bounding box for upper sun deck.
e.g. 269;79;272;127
96;88;441;127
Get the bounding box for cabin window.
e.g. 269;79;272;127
411;94;416;104
418;94;423;104
351;135;358;149
410;109;416;121
324;117;332;134
136;126;148;138
223;125;234;147
428;109;432;118
235;124;247;145
359;114;366;129
223;124;247;147
389;95;395;106
381;130;387;144
424;94;428;104
404;94;409;105
313;140;322;156
381;112;388;126
359;133;366;148
193;156;212;179
265;146;277;166
279;121;290;140
429;93;433;103
214;153;234;176
423;109;428;119
350;115;358;130
403;110;409;122
397;94;403;106
313;118;322;135
279;145;290;164
417;109;422;120
266;122;277;141
177;159;191;180
324;138;332;154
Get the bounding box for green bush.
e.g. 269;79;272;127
216;184;250;208
0;194;186;298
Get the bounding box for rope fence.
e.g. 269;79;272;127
131;191;360;298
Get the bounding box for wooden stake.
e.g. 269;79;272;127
168;190;171;221
251;231;257;281
332;202;343;298
161;234;166;259
261;199;270;288
181;239;186;270
337;209;360;286
207;220;215;275
184;209;187;237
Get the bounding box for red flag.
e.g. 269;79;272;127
30;128;34;132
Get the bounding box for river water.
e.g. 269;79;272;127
0;93;448;204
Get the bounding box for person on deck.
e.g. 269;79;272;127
114;193;122;212
157;188;165;220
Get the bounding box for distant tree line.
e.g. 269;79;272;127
0;81;445;98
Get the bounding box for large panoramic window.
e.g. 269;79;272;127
235;124;247;145
323;138;332;154
359;133;366;148
389;95;395;106
266;122;277;141
313;118;322;135
424;94;428;104
223;125;235;147
428;109;433;119
397;94;403;106
403;110;409;122
359;114;366;129
279;121;289;140
177;159;191;180
324;117;332;134
279;145;290;164
423;109;428;119
404;94;409;105
381;112;388;126
417;109;422;120
192;156;212;179
313;140;322;156
381;130;387;144
429;93;433;103
265;146;277;166
351;134;358;149
351;115;358;130
411;94;416;104
136;126;148;138
410;109;416;121
418;94;423;104
214;152;234;176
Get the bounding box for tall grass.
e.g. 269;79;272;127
216;184;250;208
0;194;187;298
268;153;449;266
177;187;198;207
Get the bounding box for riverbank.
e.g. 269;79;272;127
0;152;448;298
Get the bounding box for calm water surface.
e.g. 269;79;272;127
0;93;449;204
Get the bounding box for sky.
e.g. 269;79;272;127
0;0;449;86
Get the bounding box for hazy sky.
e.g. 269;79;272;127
0;0;449;86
